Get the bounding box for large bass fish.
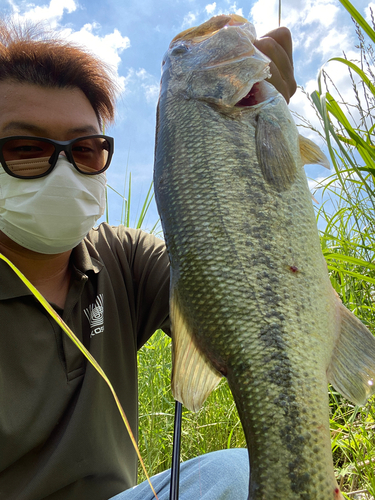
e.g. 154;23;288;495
154;14;375;500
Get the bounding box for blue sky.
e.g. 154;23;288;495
1;0;374;231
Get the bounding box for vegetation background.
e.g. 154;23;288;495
111;0;375;498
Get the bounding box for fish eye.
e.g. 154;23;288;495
171;44;189;56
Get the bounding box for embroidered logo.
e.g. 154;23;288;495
84;294;104;338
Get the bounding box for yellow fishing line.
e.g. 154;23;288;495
0;252;160;500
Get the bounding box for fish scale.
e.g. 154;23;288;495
154;14;375;500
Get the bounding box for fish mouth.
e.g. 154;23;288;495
235;80;279;107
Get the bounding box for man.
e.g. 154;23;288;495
0;19;296;500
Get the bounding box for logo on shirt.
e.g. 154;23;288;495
84;294;104;338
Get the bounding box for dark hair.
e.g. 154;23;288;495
0;20;119;125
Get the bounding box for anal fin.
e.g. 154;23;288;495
171;288;222;412
328;300;375;405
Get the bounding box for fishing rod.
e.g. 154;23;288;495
169;401;183;500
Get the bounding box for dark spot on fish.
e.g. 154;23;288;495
289;460;311;494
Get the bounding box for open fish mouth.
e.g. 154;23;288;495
236;82;262;106
235;81;278;107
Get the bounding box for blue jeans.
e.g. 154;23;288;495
109;448;249;500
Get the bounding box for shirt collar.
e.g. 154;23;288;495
0;240;103;301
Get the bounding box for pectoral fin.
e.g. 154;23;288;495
170;287;222;412
299;135;330;169
256;113;297;191
327;300;375;405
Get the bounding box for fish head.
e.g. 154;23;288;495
161;14;279;107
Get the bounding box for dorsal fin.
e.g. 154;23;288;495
299;135;330;169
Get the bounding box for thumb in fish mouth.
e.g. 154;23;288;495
254;27;296;104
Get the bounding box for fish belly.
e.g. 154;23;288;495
154;96;342;500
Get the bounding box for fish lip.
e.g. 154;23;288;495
247;93;278;108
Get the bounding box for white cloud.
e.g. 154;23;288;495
250;0;280;35
289;45;372;143
136;69;160;104
205;2;216;15
143;84;160;103
9;0;77;27
315;28;351;59
289;82;326;147
123;68;160;105
228;2;243;17
303;1;340;28
61;23;130;69
251;0;346;55
182;12;197;28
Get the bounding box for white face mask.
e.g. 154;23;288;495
0;157;106;254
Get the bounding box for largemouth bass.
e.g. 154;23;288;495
154;14;375;500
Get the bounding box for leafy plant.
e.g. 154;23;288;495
106;175;160;234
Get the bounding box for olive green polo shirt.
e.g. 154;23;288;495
0;223;170;500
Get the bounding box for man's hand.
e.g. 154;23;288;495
254;27;297;104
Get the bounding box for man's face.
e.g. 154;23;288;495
0;81;103;253
0;80;100;141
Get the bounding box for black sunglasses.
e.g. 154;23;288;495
0;135;114;179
